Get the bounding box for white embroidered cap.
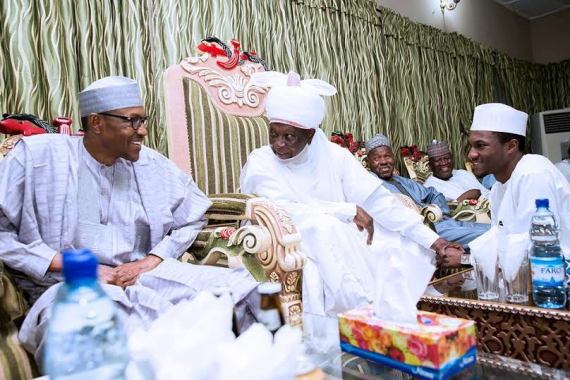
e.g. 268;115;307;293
470;103;528;137
79;76;143;117
251;71;337;129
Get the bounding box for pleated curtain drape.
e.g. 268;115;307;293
1;1;569;167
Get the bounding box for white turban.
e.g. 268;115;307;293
250;71;336;129
79;76;143;117
470;103;528;137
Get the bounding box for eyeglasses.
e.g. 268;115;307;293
98;112;148;130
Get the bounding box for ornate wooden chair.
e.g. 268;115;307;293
163;38;304;327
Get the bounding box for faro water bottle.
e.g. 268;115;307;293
44;249;129;379
529;199;567;309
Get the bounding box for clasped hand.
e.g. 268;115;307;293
99;255;163;288
431;238;464;267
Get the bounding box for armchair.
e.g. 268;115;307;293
163;38;304;327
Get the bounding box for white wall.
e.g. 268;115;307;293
531;8;570;64
377;0;533;61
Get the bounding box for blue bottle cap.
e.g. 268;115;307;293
535;199;549;208
62;249;99;283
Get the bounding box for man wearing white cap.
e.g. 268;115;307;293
241;71;463;328
0;76;258;363
424;140;489;202
468;103;570;260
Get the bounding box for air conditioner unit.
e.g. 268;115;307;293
530;108;570;162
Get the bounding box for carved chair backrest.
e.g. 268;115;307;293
402;154;432;184
163;38;270;195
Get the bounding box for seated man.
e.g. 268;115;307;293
0;76;257;363
468;103;570;253
365;134;489;248
241;70;463;325
424;140;490;202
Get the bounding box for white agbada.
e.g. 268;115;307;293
241;128;438;319
555;159;570;184
489;154;570;252
0;134;257;362
424;169;490;201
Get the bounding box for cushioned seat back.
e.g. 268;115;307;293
163;38;269;195
182;79;268;194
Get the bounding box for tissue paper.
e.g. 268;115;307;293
339;307;477;380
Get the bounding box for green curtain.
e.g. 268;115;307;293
1;1;569;165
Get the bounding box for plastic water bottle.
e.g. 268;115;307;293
44;249;129;379
529;199;567;309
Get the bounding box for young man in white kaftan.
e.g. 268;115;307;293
423;141;490;202
467;103;570;261
240;71;463;327
0;76;257;364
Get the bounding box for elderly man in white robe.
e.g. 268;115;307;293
0;76;257;363
468;103;570;267
424;140;490;202
240;71;464;329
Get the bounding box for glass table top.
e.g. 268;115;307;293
302;313;570;380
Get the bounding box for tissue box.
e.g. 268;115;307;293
338;306;476;380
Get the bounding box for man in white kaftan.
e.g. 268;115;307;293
424;140;489;202
240;71;463;328
0;77;257;364
468;103;570;260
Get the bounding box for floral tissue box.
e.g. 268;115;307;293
338;306;477;380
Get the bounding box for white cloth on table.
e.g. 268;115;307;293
424;169;490;201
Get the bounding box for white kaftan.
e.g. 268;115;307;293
0;134;257;362
424;169;490;201
240;129;439;322
488;154;570;251
555;159;570;184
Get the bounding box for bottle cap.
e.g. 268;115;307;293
62;248;99;283
535;199;549;209
257;282;282;294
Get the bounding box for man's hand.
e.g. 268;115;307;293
98;264;118;285
48;252;63;272
113;255;163;288
456;189;481;203
354;206;374;245
431;238;464;267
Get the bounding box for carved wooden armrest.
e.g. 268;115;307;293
394;193;442;230
449;199;491;223
420;204;443;225
182;195;305;327
403;155;432;184
0;134;23;158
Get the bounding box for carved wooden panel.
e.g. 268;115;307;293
418;296;570;371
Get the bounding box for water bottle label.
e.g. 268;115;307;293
530;256;565;286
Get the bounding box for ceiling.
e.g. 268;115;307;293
493;0;570;20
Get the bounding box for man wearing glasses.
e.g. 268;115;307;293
0;76;258;361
